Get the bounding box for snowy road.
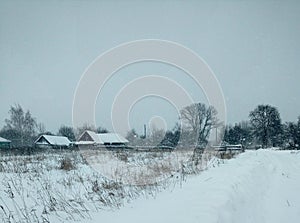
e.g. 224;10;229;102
89;150;300;223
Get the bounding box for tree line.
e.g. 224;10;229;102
0;104;108;148
223;104;299;149
0;103;299;149
142;103;298;149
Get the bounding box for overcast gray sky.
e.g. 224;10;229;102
1;0;300;134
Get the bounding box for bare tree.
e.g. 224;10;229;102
148;126;166;147
37;122;46;134
3;104;37;146
58;125;76;141
75;124;109;139
75;123;96;138
126;129;138;144
96;126;109;133
180;103;218;147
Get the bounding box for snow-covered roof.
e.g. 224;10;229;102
0;136;11;143
87;130;103;144
213;144;243;151
77;131;128;144
78;130;103;144
35;135;71;146
98;133;129;144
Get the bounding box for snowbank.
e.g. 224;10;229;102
89;150;300;223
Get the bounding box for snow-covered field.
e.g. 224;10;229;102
1;149;299;223
90;149;300;223
0;149;216;222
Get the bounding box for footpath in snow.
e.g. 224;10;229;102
89;149;300;223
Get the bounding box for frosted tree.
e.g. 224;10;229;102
3;104;37;146
284;116;300;149
58;125;76;141
249;104;283;148
180;103;218;147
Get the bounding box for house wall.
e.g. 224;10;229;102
36;137;49;145
78;132;93;141
0;142;11;149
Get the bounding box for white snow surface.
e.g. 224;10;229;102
35;135;71;146
77;131;128;144
0;136;11;142
88;150;300;223
98;133;129;144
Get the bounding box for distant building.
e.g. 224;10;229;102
77;130;128;147
213;144;244;152
76;130;103;146
0;136;11;149
34;135;71;149
99;133;129;146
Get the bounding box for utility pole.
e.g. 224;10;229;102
215;126;218;144
144;124;147;138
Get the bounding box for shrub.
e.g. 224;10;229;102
101;181;122;190
59;157;75;171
